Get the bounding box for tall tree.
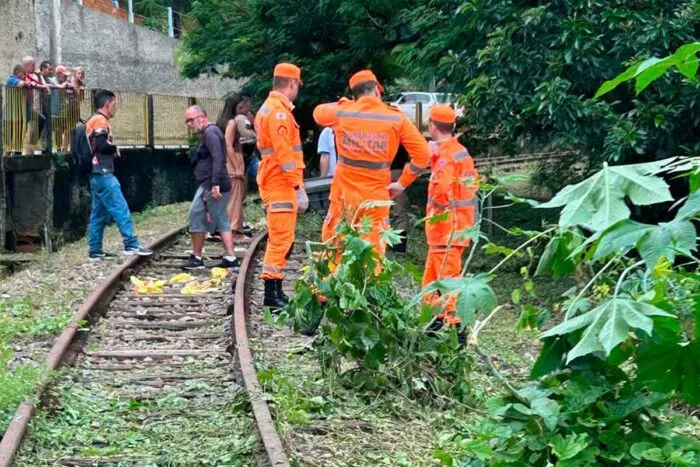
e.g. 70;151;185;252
178;0;420;132
398;0;700;166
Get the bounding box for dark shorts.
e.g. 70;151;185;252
188;186;231;233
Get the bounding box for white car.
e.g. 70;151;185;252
390;92;465;127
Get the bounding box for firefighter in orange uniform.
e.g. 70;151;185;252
255;63;308;310
422;104;478;326
313;70;430;265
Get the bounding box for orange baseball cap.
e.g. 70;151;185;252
55;65;71;75
349;69;384;93
273;63;302;84
429;104;457;124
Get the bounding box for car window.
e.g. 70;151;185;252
415;94;431;103
435;93;452;103
402;94;417;103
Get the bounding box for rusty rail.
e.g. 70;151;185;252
0;226;185;467
232;230;290;467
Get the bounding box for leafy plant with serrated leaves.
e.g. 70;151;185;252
277;218;476;403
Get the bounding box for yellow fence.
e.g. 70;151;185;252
1;86;224;155
197;97;225;126
2;86;46;155
111;91;149;147
152;94;191;147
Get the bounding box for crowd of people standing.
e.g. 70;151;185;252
4;56;86;154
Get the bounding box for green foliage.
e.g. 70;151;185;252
596;42;700;97
278;220;476;402
538;161;673;232
441;371;700;466
179;0;421;132
401;0;700;165
0;346;41;433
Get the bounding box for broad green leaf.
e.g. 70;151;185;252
539;163;672;232
530;397;560;431
550;433;590;461
594;220;654;260
535;232;577;277
630;442;665;462
675;190;700;220
635;60;673;94
637;220;696;269
412;274;497;325
531;337;567;378
541;298;675;363
637;340;700;405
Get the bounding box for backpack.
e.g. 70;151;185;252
71;116;95;176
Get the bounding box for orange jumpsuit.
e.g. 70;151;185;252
255;91;305;280
422;137;478;325
313;96;430;264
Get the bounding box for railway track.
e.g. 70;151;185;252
0;229;266;466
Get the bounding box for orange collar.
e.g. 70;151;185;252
269;91;294;111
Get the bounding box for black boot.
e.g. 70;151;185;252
275;279;289;306
264;279;287;311
392;230;407;254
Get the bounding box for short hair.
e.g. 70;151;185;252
188;105;207;117
351;80;377;99
12;65;23;75
430;119;455;134
40;61;52;70
22;56;35;65
273;77;292;90
94;89;116;110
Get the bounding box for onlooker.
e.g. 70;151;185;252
4;65;29;155
183;105;239;270
71;67;86;92
69;67;86;128
40;61;56;86
51;66;74;151
216;94;253;243
5;65;27;87
317;126;337;178
239;91;259;195
22;56;46;154
86;89;153;260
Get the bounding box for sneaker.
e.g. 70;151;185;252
182;254;205;270
88;251;118;261
124;246;153;256
217;257;240;270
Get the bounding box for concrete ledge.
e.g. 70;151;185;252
4;155;53;173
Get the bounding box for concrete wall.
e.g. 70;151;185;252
0;0;38;77
2;0;238;98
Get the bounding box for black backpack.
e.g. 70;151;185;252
71;116;95;176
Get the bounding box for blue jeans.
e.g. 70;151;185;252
88;173;140;253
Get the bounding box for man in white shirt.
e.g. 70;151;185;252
317;126;337;178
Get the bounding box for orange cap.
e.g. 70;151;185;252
429;104;456;124
273;63;302;84
55;65;71;75
349;69;384;93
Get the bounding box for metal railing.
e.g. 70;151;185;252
69;0;189;38
0;85;224;155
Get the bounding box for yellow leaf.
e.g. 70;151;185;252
181;280;215;295
169;273;195;284
211;267;229;279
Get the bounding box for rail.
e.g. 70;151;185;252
1;86;223;155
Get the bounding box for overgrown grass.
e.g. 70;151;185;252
16;381;259;466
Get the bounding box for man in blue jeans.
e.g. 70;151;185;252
87;89;152;260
